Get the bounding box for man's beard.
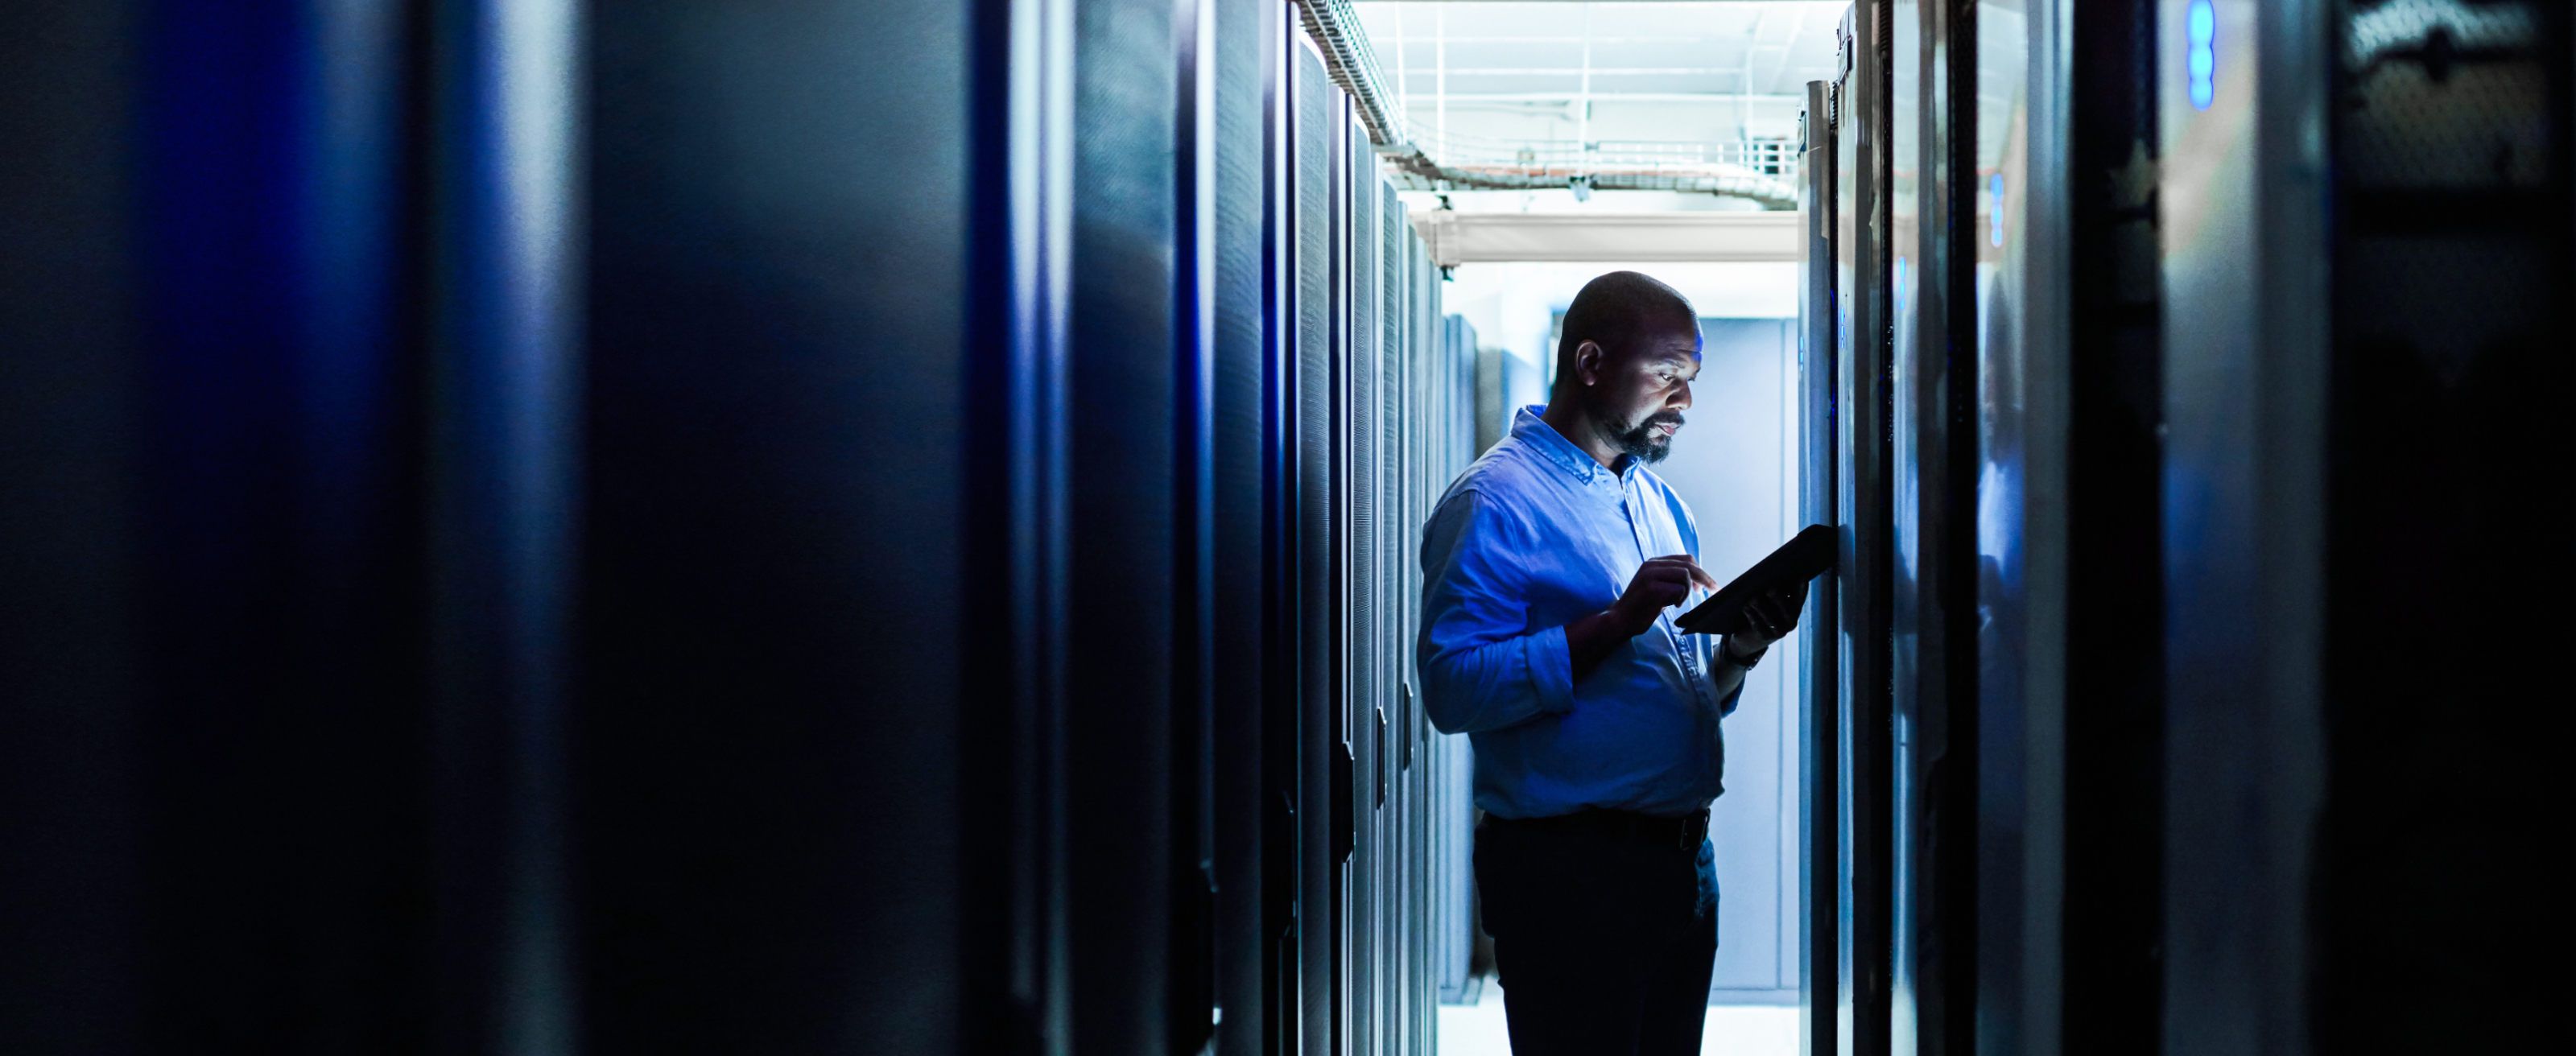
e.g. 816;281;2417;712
1608;410;1684;464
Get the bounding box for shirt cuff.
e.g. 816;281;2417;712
1525;624;1577;715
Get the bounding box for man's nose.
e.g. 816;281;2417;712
1671;381;1693;410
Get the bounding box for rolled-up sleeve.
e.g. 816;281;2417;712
1702;635;1750;718
1416;489;1577;734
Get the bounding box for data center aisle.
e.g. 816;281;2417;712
1436;980;1798;1056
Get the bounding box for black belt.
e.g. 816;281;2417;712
1487;807;1710;852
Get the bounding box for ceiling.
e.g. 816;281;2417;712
1351;2;1847;112
1351;2;1846;209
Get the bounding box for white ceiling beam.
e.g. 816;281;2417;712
1411;68;1757;76
1402;92;1807;102
1379;35;1737;43
1413;211;1801;266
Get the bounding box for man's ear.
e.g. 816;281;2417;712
1574;339;1605;386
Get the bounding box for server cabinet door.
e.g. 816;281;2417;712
1289;39;1340;1056
1831;5;1899;1054
1800;78;1843;1056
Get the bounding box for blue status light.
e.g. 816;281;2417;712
2187;0;2216;110
1989;174;2005;247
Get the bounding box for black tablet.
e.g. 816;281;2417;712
1674;523;1839;635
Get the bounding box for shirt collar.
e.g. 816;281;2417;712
1511;405;1629;486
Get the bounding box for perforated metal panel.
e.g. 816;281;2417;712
1208;0;1275;1050
1290;39;1338;1056
2315;2;2575;1049
1435;313;1484;1009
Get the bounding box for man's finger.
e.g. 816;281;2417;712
1648;555;1721;592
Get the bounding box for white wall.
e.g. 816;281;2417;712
1442;260;1799;373
1652;318;1802;1002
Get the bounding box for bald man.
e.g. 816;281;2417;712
1418;270;1806;1055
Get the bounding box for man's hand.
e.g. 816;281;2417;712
1724;580;1810;662
1609;555;1721;635
1568;555;1720;682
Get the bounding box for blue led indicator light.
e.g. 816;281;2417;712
1989;175;2005;246
2187;0;2216;110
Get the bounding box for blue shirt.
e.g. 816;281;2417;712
1416;406;1748;819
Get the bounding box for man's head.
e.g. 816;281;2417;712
1547;270;1702;465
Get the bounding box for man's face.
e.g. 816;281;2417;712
1589;320;1703;464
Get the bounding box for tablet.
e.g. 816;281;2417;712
1674;523;1839;635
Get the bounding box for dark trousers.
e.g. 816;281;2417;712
1474;811;1719;1056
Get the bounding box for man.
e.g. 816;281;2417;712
1418;270;1806;1055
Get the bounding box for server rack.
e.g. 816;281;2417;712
2311;1;2576;1047
1800;76;1844;1056
1799;1;2576;1054
1281;31;1461;1055
1208;2;1277;1055
1432;315;1484;1012
1290;38;1340;1056
2153;2;2576;1052
2058;2;2164;1052
1805;4;2072;1055
1827;7;1900;1054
